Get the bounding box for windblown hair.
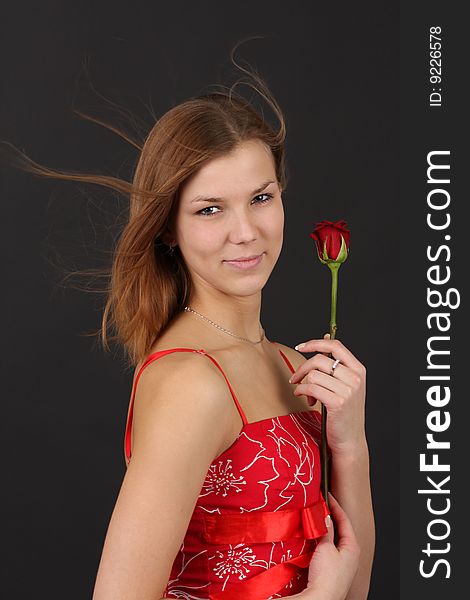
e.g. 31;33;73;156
4;42;289;367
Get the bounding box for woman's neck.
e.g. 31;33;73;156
185;294;263;343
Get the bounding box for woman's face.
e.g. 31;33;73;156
174;139;284;300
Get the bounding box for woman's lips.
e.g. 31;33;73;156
223;253;264;270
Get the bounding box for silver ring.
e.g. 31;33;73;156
330;359;341;376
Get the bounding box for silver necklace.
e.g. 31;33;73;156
183;305;265;344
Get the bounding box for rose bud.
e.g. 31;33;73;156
309;219;350;265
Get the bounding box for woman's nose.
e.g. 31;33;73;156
228;210;258;243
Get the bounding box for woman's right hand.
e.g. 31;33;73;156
297;492;361;600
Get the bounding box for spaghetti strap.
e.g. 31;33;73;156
270;340;296;374
124;343;297;464
124;347;248;464
194;349;249;427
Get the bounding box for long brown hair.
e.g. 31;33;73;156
3;42;289;367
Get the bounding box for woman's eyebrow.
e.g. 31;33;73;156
190;180;276;204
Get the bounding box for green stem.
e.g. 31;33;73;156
321;263;340;509
329;263;339;340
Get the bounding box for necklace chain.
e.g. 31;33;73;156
183;305;265;344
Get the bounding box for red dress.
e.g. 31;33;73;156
124;342;330;599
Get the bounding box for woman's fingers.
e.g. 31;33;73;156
290;352;353;387
293;382;338;409
293;368;351;399
292;337;365;379
317;512;334;545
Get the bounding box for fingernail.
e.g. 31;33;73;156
295;343;305;350
325;514;331;528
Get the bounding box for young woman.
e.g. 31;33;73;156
10;59;374;598
90;77;375;597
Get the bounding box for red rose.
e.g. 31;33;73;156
309;220;350;264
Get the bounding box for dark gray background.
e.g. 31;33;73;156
1;1;398;598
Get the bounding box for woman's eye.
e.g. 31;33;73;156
196;205;220;216
196;193;273;217
254;193;273;205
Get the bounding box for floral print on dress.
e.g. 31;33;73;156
200;459;247;498
210;544;257;587
198;430;281;513
162;409;323;599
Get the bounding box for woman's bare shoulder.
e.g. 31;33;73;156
130;347;236;461
133;346;231;402
132;321;206;374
